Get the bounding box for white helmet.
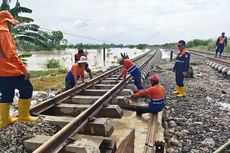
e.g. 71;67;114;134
78;56;88;63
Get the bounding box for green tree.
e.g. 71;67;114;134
0;0;47;51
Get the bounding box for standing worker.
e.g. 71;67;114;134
215;32;227;57
129;75;165;116
0;11;38;128
65;56;88;90
117;58;143;90
74;49;93;79
172;40;190;97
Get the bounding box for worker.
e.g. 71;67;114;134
215;32;227;57
172;40;190;97
129;75;165;116
117;58;143;90
65;56;88;90
0;11;38;128
74;49;93;79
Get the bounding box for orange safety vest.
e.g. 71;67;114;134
121;59;135;77
132;84;165;100
70;63;85;80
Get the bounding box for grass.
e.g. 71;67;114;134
30;69;67;78
30;68;67;91
31;74;65;91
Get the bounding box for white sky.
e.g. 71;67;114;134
10;0;230;44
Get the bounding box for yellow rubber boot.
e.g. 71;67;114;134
18;99;38;122
0;103;17;128
177;87;186;97
172;86;180;94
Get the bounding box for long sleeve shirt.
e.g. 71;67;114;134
0;29;27;77
70;63;85;81
121;59;135;78
173;48;190;72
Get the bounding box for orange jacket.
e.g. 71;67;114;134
0;29;27;77
0;11;26;77
71;63;85;80
132;84;165;100
121;59;135;77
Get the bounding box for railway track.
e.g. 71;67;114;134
189;50;230;76
19;49;165;153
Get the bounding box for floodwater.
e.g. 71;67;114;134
160;48;176;59
109;110;150;153
25;48;147;71
71;110;150;153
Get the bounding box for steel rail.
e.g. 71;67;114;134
190;51;230;66
33;50;156;153
214;140;230;153
28;50;152;114
189;49;230;59
143;114;158;153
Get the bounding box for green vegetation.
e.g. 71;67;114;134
0;0;67;51
19;52;32;58
46;58;62;69
30;69;67;91
30;68;67;78
159;38;230;53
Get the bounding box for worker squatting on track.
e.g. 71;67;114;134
128;75;165;116
65;56;88;90
172;40;191;97
116;55;143;90
215;32;227;58
74;48;93;79
0;11;38;129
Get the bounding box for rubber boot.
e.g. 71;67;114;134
177;87;186;97
172;86;180;94
0;103;17;128
18;99;38;122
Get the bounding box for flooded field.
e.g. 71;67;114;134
25;48;147;71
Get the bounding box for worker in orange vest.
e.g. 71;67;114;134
215;32;227;57
129;75;165;116
117;58;143;89
74;49;92;79
0;11;38;128
65;56;88;90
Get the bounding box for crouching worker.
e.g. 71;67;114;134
65;56;88;90
0;11;38;128
74;49;93;79
129;75;165;116
116;58;143;90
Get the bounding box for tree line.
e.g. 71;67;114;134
158;38;230;53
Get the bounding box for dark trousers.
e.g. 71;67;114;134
175;69;184;87
129;67;143;89
136;104;164;114
65;72;75;90
216;45;224;56
0;75;33;103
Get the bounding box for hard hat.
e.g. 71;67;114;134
78;56;88;63
150;75;160;82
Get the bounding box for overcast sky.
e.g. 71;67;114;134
13;0;230;44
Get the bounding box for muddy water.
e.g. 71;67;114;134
109;110;150;153
25;48;147;71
